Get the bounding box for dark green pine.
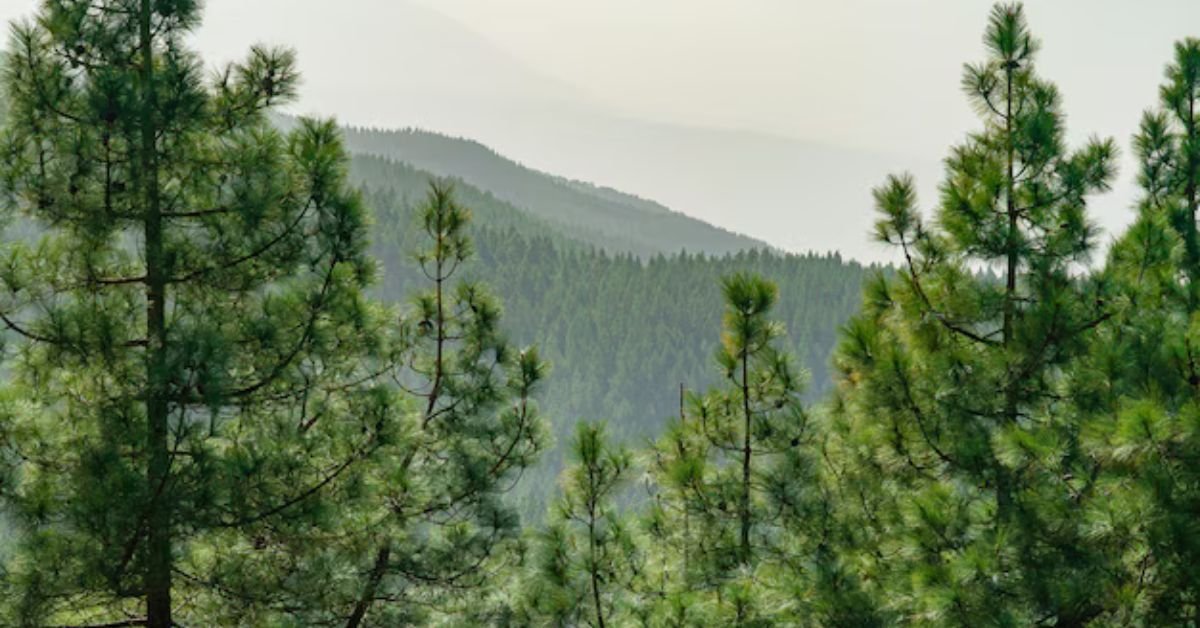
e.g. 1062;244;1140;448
0;1;388;624
825;3;1118;624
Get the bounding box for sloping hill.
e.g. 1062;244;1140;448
348;154;585;252
350;156;876;511
340;125;769;257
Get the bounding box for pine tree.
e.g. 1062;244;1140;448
643;272;811;625
0;1;391;625
825;3;1118;624
333;181;548;625
639;389;710;627
1072;38;1200;623
518;421;637;627
1142;40;1200;284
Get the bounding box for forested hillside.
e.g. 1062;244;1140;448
351;154;872;504
340;125;769;257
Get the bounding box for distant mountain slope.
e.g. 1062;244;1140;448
340;125;769;257
348;154;586;253
351;156;876;512
350;154;869;407
227;0;910;264
349;154;674;258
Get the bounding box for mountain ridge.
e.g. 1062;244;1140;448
338;124;772;257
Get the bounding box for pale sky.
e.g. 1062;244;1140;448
1;1;1198;262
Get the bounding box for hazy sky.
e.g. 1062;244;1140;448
1;1;1198;262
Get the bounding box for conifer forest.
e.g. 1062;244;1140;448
1;1;1200;626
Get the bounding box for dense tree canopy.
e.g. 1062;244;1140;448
0;1;1199;626
0;0;390;623
824;4;1122;624
0;2;545;625
1071;37;1200;624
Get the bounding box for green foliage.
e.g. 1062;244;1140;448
0;1;390;624
825;4;1120;624
5;1;1200;626
0;2;547;622
638;273;826;625
1071;37;1200;624
315;182;549;626
517;422;637;627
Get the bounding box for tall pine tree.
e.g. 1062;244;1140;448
643;272;812;625
825;3;1118;624
0;0;393;625
330;181;548;626
517;421;637;627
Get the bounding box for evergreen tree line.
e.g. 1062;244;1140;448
0;1;1197;626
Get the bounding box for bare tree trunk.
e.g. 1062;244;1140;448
140;1;172;625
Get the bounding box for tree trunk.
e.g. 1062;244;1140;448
139;1;172;626
345;545;392;628
139;1;172;624
680;383;690;578
1186;92;1197;279
999;60;1018;520
1003;61;1017;355
739;349;752;564
587;467;606;628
